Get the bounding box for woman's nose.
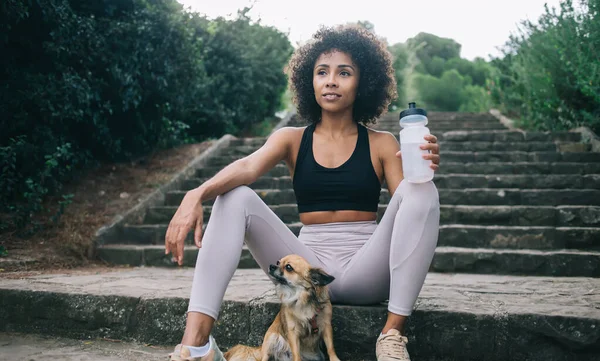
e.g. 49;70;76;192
326;74;338;87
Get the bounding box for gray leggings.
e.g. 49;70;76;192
188;180;440;319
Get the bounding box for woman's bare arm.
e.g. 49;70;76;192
165;127;296;265
195;127;295;202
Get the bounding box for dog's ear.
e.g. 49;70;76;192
309;268;335;286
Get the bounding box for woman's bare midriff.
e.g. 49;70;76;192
300;210;377;225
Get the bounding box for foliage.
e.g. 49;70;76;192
413;70;467;111
459;84;493;112
490;0;600;132
0;0;292;233
407;32;462;76
397;32;493;112
388;43;409;109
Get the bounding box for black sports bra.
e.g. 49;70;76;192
292;123;381;213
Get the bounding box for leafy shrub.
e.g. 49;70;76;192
490;0;600;132
413;69;467;111
0;0;292;233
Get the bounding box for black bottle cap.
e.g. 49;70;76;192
399;102;427;119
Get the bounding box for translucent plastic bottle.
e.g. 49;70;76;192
399;102;434;183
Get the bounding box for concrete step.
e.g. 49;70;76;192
377;118;501;124
396;111;500;121
283;224;600;250
145;205;600;228
376;125;503;132
432;247;600;277
375;123;508;131
0;332;171;361
222;141;583;154
2;268;598;360
164;188;600;207
222;134;586;156
206;151;600;167
440;141;589;152
196;162;600;178
183;174;600;191
108;223;600;252
438;130;582;142
97;244;600;277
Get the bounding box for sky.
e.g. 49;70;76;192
177;0;564;61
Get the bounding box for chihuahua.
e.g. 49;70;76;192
224;254;341;361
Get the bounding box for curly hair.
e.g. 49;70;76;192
286;25;397;125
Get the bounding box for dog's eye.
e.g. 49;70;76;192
285;264;294;272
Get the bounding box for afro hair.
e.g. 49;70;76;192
286;25;397;125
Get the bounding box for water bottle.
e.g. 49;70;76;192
399;102;434;183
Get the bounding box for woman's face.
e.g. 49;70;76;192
313;50;360;115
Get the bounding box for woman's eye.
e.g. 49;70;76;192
285;264;294;272
317;70;326;75
341;71;350;76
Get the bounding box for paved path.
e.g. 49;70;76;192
0;332;169;361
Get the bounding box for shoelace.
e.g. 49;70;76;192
378;334;409;360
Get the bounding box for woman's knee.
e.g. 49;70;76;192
396;179;440;214
401;179;438;198
214;185;259;209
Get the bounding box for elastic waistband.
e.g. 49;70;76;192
300;220;377;235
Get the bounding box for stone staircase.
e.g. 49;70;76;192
92;111;600;360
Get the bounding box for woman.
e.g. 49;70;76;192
166;25;441;361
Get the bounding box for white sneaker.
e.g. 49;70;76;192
376;329;411;361
169;336;225;361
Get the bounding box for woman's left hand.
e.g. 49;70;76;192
422;134;440;171
395;134;440;171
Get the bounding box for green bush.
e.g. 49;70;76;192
459;85;493;112
413;69;467;111
490;0;600;132
444;57;491;87
388;43;409;109
0;0;292;233
396;32;494;112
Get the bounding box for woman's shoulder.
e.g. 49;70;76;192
268;126;308;147
271;126;308;138
364;126;398;144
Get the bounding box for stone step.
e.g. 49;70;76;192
97;244;600;277
3;268;598;360
206;151;600;167
391;111;500;121
165;188;600;207
196;162;600;178
438;130;582;142
109;223;600;251
375;123;508;131
183;174;600;191
377;118;501;123
380;115;500;122
145;205;600;228
225;140;580;153
383;124;507;129
292;130;582;142
221;133;586;156
432;247;600;277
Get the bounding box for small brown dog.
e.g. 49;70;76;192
224;255;341;361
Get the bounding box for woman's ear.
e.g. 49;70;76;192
309;268;335;286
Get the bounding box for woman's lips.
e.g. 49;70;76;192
323;94;341;101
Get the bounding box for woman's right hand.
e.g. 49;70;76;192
164;189;205;266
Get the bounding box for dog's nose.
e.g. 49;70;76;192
269;264;277;272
